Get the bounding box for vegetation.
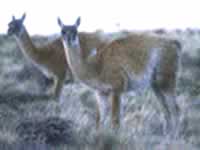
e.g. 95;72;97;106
0;29;200;149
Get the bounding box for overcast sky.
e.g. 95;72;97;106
1;0;200;35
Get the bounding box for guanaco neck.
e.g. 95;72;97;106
14;27;39;60
63;36;100;81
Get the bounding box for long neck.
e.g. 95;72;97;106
63;36;100;81
14;27;38;58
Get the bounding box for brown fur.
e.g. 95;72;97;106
79;32;110;58
14;29;69;98
100;34;180;129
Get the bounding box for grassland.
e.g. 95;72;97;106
0;29;200;149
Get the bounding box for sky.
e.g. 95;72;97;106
1;0;200;35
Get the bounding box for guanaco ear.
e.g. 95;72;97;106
75;17;81;27
57;17;64;28
21;13;26;22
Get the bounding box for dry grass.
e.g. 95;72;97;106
0;29;200;149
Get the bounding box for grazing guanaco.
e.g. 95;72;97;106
7;13;109;99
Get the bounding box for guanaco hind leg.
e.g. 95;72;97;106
152;71;180;135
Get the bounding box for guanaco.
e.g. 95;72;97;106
58;17;181;131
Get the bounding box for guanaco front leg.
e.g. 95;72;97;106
96;91;111;129
111;92;121;129
46;76;57;95
54;74;65;98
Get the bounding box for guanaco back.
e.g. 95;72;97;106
7;13;109;99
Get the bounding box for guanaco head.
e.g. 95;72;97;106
57;17;81;48
7;13;26;36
